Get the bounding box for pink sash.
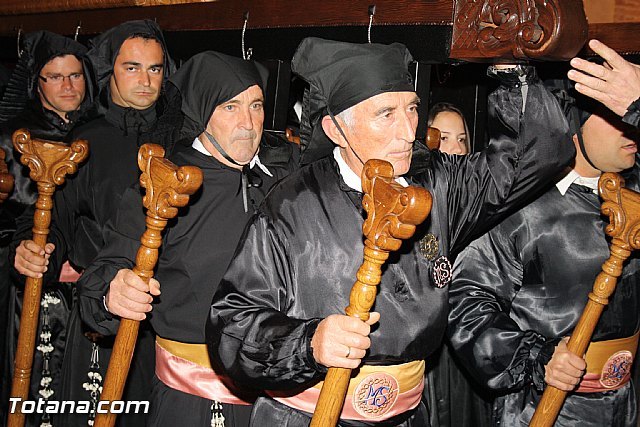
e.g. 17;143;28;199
155;340;251;405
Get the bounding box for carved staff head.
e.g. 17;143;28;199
451;0;588;61
599;172;640;251
137;143;203;220
12;129;88;186
361;159;432;251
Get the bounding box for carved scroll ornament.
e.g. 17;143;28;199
451;0;588;61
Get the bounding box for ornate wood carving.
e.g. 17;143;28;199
8;130;88;427
310;159;432;427
0;146;14;204
450;0;588;61
95;143;202;427
530;172;640;427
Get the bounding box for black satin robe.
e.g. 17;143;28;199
206;68;575;426
75;137;295;426
448;162;640;426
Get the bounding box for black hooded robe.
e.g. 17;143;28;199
77;135;296;426
206;65;575;426
447;160;640;427
0;30;93;427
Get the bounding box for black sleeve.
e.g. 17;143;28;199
77;184;144;336
207;213;325;391
447;219;555;392
434;66;576;255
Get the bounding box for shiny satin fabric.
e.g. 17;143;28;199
206;67;575;425
448;161;640;426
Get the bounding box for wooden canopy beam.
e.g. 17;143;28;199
0;0;594;62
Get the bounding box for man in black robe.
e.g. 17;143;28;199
447;66;640;425
76;50;297;427
11;19;175;426
0;30;93;426
206;37;575;426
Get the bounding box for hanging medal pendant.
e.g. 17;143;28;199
419;233;439;261
431;255;452;288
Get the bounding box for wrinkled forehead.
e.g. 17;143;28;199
348;90;420;114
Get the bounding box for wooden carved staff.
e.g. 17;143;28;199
0;146;14;203
310;159;432;427
94;143;202;427
530;172;640;427
8;129;88;427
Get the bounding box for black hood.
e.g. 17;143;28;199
87;19;175;93
0;30;94;123
291;37;414;164
167;50;268;139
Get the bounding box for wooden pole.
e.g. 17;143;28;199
8;129;88;427
310;159;432;427
94;143;202;427
0;146;14;203
530;172;640;427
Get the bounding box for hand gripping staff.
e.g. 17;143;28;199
310;159;432;427
94;143;202;427
0;145;14;203
8;129;88;427
530;172;640;427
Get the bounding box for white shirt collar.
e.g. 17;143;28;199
192;137;272;177
333;147;408;192
556;169;599;195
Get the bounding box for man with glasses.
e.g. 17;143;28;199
0;30;93;426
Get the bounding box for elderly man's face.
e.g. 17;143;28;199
38;54;86;121
110;37;164;110
331;91;419;177
204;84;264;168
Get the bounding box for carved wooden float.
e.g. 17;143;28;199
0;0;591;62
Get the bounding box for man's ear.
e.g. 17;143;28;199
321;115;347;148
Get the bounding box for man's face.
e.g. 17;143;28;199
575;111;638;177
37;54;86;121
335;91;419;177
109;37;164;110
204;85;264;167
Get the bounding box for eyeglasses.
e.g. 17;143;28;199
38;73;85;84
